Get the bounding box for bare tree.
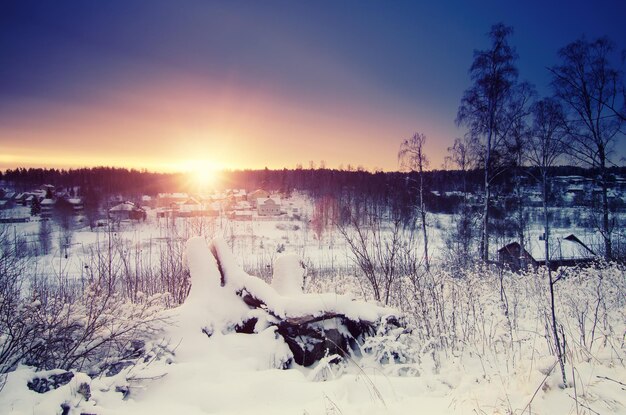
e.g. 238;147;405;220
445;137;479;268
504;83;535;260
549;36;624;259
527;97;568;386
398;133;430;271
456;23;521;262
337;209;411;305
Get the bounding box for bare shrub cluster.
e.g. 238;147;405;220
0;223;187;379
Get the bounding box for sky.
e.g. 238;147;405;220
1;0;625;173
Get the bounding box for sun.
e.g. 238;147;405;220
193;168;215;187
181;159;221;190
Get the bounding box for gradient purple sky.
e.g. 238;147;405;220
1;1;625;172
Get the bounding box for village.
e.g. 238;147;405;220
0;185;304;224
1;173;624;275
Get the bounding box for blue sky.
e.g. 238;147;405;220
1;0;624;171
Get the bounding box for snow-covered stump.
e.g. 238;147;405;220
183;237;401;367
271;254;306;296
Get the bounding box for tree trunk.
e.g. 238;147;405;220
600;152;612;259
543;170;567;387
482;130;492;262
419;162;429;271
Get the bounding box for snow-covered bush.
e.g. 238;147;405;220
2;283;167;376
1;224;169;378
362;316;419;373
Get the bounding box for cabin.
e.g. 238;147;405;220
498;234;597;271
108;202;146;221
497;242;538;271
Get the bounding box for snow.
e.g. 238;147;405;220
256;197;281;205
271;253;305;296
526;234;596;261
1;193;625;414
109;202;139;211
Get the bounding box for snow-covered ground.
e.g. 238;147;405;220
1;199;625;414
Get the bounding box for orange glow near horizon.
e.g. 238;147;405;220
0;77;451;173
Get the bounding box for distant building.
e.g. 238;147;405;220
257;197;281;216
108;201;146;221
40;198;56;218
157;193;189;208
67;198;84;212
247;189;269;206
497;234;597;271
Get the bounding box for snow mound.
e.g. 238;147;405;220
271;253;306;296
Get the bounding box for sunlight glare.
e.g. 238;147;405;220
182;159;220;190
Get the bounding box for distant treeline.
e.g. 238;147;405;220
2;164;625;203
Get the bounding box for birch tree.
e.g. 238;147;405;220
549;36;624;259
527;97;567;386
456;23;521;262
399;133;430;271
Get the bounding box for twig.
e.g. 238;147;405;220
567;394;600;415
520;360;558;415
596;375;626;388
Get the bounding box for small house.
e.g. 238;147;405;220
498;233;597;271
40;198;56;218
108;202;146;221
248;189;270;206
67;198;84;212
257;197;282;216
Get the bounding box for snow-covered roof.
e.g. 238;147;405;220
234;201;252;209
233;210;253;216
526;234;596;262
257;197;281;205
566;185;585;192
40;198;55;205
158;192;188;199
109;201;142;212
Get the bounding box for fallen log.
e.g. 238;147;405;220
185;237;401;367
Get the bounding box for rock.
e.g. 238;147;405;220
77;382;91;401
27;371;74;393
105;361;134;377
277;314;378;366
127;340;145;358
115;385;130;399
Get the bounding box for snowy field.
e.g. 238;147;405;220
1;204;625;414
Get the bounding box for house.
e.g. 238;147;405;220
157;193;188;208
108;202;146;221
40;198;56;218
498;233;597;271
228;210;253;221
247;189;269;206
67;198;84;212
257;197;282;216
497;242;538;271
